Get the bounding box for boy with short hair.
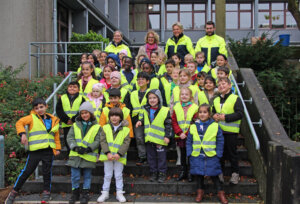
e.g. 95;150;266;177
195;51;210;73
184;53;194;68
56;81;85;152
7;98;61;204
217;66;236;94
130;72;151;165
212;77;244;185
99;88;133;138
160;59;175;106
186;61;198;83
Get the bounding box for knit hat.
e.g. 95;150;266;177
119;49;128;56
92;83;104;92
139;57;151;67
110;71;121;80
79;102;94;114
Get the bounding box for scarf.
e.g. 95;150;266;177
145;43;158;58
181;102;192;107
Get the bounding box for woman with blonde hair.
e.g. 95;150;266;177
105;30;132;57
137;30;164;59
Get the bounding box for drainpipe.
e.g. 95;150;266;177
161;0;165;43
254;0;259;37
53;0;57;75
207;0;212;21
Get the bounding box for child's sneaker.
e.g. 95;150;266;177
41;190;51;204
229;172;240;184
97;191;109;203
157;172;166;183
5;189;18;204
149;172;157;182
116;191;126;203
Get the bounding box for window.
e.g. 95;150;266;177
226;4;238;29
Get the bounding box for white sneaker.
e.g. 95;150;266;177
97;191;109;203
230;172;240;184
116;191;126;203
176;146;181;166
218;173;224;183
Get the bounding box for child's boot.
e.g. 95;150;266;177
41;190;51;204
157;172;167;183
80;189;89;204
5;189;18;204
116;191;126;203
176;166;187;181
97;191;109;203
69;188;80;204
149;172;158;182
176;146;181;166
217;191;228;204
195;189;204;202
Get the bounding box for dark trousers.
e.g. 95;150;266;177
146;143;167;174
196;175;223;192
14;148;54;192
221;133;239;173
63;127;71;152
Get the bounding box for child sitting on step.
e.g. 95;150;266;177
97;107;131;203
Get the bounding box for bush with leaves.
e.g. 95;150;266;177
0;63;68;185
228;33;300;140
68;31;109;71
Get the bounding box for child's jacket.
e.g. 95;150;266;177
187;118;224;176
16;110;61;155
99;120;131;165
67;118;101;168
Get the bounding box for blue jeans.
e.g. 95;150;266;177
71;167;92;190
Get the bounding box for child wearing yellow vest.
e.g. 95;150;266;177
171;87;198;182
86;83;106;123
97;107;131;203
56;81;85;152
212;77;244;185
187;104;227;204
136;89;172;183
6;98;61;204
198;76;218;107
159;59;176;106
76;53;88;76
67;102;101;204
78;61;99;98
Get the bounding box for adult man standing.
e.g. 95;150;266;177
195;21;227;66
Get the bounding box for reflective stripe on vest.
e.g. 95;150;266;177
172;85;198;105
103;107;130;122
79;78;99;97
87;99;102;123
213;94;241;133
61;94;83;127
121;70;137;92
130;90;149;117
28;114;59;151
99;124;130;165
142;106;169;146
173;103;198;138
69;123;100;162
160;77;171;106
190;123;218;157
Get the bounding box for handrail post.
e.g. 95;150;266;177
37;46;41;78
65;43;68;73
53;83;57;114
0;135;4;188
29;43;31;80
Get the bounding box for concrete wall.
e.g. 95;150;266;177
0;0;53;78
119;0;129;37
108;0;119;28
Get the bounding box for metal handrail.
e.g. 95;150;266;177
230;75;260;150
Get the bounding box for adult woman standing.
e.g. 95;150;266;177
137;30;164;59
165;22;195;66
105;30;132;57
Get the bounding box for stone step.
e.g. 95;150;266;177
39;160;253;177
14;193;262;203
55;146;249;161
22;175;258;195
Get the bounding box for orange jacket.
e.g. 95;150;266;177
16;110;61;155
99;102;134;138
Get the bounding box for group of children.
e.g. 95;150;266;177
6;47;243;204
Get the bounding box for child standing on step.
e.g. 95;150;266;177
136;89;172;183
56;81;85;152
78;61;99;98
198;76;217;107
172;87;198;182
6;98;61;204
195;51;210;73
97;107;131;203
67;102;101;204
86;83;105;123
212;77;243;185
187;104;227;204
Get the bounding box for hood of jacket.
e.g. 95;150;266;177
106;53;121;68
145;89;163;108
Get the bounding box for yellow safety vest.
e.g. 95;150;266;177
140;106;169;146
69;123;100;162
190;122;218;157
99;124;130;165
197;63;211;73
130;89;149;117
213;94;241;133
135;77;160;91
160;77;171;106
105;43;132;58
28;114;59;151
120;70;138;92
165;34;195;59
61;94;83;127
86;99;102;123
198;91;209;106
157;64;166;76
102;107;130;123
77;67;102;78
173;103;198;138
103;87;129;103
78;78;99;98
172;85;198;105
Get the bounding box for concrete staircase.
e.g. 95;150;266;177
16;135;262;203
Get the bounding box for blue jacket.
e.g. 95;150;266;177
186;118;224;176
